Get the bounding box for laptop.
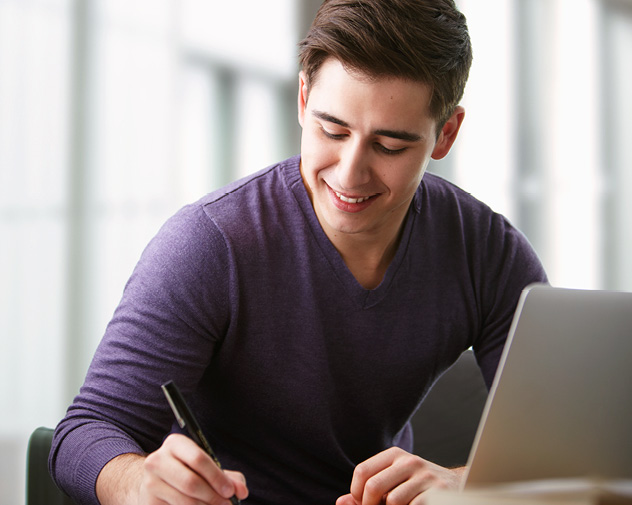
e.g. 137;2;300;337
462;284;632;488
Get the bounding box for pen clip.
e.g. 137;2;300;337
161;381;186;429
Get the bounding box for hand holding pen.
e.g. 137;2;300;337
161;380;245;504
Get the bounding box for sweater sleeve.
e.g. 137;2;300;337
472;211;548;388
49;202;237;505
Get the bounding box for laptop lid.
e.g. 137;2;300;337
463;284;632;488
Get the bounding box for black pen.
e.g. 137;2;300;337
161;380;241;505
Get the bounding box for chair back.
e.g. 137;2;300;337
410;349;488;467
26;427;77;505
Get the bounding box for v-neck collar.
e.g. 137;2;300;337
284;156;419;309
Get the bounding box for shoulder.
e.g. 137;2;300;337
136;156;305;279
416;172;546;280
153;155;300;245
200;156;300;216
417;172;494;219
194;156;306;247
416;172;508;241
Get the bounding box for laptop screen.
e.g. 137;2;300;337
463;284;632;487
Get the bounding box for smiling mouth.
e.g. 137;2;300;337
333;190;373;204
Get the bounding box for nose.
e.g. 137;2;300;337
335;139;372;190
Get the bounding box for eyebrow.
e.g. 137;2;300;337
313;110;350;128
312;109;423;143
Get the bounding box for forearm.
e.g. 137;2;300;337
96;453;145;505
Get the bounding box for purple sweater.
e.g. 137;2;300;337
50;155;547;505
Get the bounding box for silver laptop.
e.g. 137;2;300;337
462;284;632;488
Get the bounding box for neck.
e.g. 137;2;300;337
331;220;406;290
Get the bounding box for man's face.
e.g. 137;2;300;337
298;58;462;243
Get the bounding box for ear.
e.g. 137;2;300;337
297;71;309;128
431;106;465;160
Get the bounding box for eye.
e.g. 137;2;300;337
375;143;407;156
320;127;346;140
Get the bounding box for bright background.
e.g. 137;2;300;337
1;0;631;503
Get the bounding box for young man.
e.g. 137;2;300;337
50;1;547;504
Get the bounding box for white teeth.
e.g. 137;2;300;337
335;191;370;204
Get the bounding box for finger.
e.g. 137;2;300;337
225;470;249;501
172;438;249;501
409;491;430;505
144;442;217;504
140;468;199;505
144;459;242;505
335;493;359;505
349;448;404;503
356;449;446;505
386;462;465;505
382;477;425;505
155;434;240;502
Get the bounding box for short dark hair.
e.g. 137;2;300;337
298;0;473;128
